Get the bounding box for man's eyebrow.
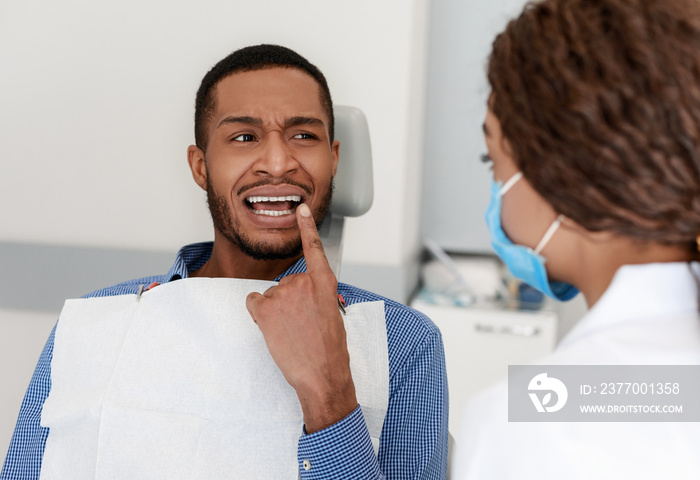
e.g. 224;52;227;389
285;116;325;128
216;116;263;129
215;116;325;130
482;123;491;137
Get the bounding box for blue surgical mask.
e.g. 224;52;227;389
485;172;579;301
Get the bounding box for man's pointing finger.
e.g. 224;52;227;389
296;203;332;277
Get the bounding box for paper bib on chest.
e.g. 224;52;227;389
40;278;389;480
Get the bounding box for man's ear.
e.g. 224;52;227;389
187;145;208;191
331;139;340;178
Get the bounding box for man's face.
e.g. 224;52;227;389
190;67;339;261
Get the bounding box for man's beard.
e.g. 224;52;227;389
206;177;333;261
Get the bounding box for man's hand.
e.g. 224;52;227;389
246;204;358;433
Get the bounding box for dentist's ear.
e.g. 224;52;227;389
187;145;208;191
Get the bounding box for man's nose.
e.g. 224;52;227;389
254;134;299;177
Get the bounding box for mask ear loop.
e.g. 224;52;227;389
692;238;700;310
499;171;523;195
534;215;564;254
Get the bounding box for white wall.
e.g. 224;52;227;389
0;0;430;274
421;0;529;253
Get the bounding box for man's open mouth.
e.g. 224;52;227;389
245;195;302;216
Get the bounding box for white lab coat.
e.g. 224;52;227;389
452;262;700;480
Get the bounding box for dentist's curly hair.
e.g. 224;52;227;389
488;0;700;251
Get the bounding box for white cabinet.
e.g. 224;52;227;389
410;299;557;441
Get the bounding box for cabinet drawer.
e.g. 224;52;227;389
411;300;557;440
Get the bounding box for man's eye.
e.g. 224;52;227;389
232;134;255;142
292;133;316;140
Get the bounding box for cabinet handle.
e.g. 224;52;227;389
474;323;540;337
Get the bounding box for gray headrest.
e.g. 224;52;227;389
330;105;374;217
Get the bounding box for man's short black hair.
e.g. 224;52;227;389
194;44;334;151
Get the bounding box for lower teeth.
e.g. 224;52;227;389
253;209;293;216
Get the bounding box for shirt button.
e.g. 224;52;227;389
303;459;311;471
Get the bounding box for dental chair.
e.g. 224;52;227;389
319;105;374;277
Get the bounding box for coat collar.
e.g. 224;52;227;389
558;262;700;349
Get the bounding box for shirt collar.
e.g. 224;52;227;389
164;241;308;282
558;262;700;349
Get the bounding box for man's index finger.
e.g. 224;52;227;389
297;203;333;276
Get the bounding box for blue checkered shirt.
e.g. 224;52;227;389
2;242;448;479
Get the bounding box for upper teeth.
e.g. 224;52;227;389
246;195;302;203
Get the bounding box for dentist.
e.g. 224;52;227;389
453;0;700;478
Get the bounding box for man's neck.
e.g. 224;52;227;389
190;236;302;281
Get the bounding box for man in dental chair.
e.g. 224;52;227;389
1;44;448;480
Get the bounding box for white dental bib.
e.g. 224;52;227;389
40;278;389;480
